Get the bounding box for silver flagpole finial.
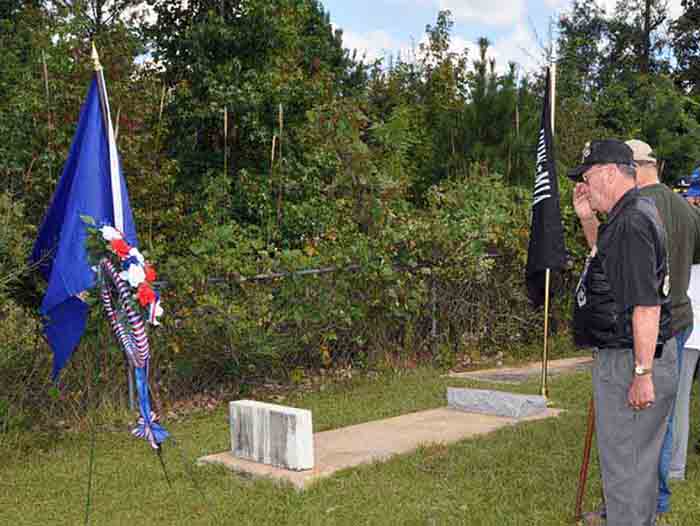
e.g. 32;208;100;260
91;42;102;71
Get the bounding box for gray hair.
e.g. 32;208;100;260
616;164;637;179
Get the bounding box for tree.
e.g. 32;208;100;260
143;0;365;234
0;0;42;22
672;0;700;95
554;0;699;182
607;0;670;77
0;4;55;207
463;39;515;177
557;0;671;98
556;0;609;100
416;11;469;186
47;0;146;36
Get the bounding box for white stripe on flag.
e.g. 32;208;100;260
533;193;551;206
98;71;124;232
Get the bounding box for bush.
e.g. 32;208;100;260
134;163;581;400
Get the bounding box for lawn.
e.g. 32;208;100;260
2;365;700;525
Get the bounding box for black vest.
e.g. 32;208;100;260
573;190;672;349
573;252;672;348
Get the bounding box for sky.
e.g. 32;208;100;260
320;0;685;75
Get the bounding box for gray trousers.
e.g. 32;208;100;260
593;340;677;526
670;347;700;478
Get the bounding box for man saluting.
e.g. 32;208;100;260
569;139;677;526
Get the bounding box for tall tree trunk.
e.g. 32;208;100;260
641;0;652;74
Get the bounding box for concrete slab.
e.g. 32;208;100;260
448;356;593;384
447;387;547;418
198;406;562;489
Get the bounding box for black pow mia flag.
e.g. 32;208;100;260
525;67;567;307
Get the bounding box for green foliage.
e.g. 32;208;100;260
0;192;33;292
145;0;364;207
0;296;42;433
0;6;54;212
587;74;700;181
557;1;610;100
369;11;542;197
556;2;700;182
607;0;670;76
4;1;700;422
0;190;41;432
672;0;700;96
146;161;562;398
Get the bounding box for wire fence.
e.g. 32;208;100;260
1;253;562;426
148;253;549;397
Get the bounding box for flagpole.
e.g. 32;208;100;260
541;268;551;398
540;64;556;399
91;43;124;233
550;63;556;135
92;43;136;411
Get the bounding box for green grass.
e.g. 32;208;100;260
2;366;700;525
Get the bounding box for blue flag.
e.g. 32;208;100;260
30;75;138;379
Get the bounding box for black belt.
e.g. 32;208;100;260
594;341;667;358
654;341;666;359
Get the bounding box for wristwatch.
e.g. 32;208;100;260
634;365;653;376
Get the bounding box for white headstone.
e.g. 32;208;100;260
230;400;314;471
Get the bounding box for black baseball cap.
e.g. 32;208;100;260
567;139;635;181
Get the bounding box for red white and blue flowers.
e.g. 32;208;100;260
83;216;168;449
97;224;163;325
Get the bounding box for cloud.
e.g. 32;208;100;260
333;0;689;78
667;0;684;18
438;0;525;26
390;0;525;26
595;0;682;17
443;25;542;75
597;0;621;13
337;21;544;75
449;35;481;59
487;24;543;74
339;28;406;63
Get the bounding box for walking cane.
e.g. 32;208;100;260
574;397;595;523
